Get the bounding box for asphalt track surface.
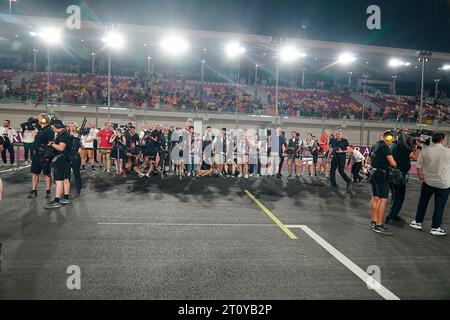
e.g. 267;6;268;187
0;165;449;300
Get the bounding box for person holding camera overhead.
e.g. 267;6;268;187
45;118;72;209
29;114;54;199
110;128;127;176
21;117;38;166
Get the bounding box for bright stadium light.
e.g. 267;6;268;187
337;52;356;65
442;64;450;70
29;31;37;37
279;45;306;63
38;27;62;45
389;58;410;68
102;31;125;49
160;35;189;55
225;42;246;58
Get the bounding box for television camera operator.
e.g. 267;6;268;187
385;128;424;226
28;114;54;199
45;118;72;209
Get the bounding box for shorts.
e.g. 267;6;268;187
52;157;70;181
370;169;389;198
31;154;52;176
214;153;225;165
81;148;94;159
111;148;126;160
237;154;249;164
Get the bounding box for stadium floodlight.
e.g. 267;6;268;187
337;52;356;65
442;65;450;70
38;27;63;45
160;35;189;56
29;31;37;37
225;42;245;59
389;58;410;68
102;31;125;50
279;45;305;63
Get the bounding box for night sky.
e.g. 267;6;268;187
3;0;450;52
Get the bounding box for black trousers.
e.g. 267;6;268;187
388;172;407;219
278;155;284;175
24;143;32;162
415;182;450;229
330;155;351;187
1;143;15;164
70;156;82;193
351;162;363;182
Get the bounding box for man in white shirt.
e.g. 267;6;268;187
347;145;365;183
410;132;450;236
139;124;148;140
0;119;18;165
81;122;98;172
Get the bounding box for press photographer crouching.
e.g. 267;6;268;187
29;113;54;199
45;118;72;209
385;128;423;227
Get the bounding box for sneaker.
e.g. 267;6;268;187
238;174;242;178
28;191;38;199
80;168;86;173
92;167;96;173
409;221;423;231
23;161;29;166
187;172;191;177
45;201;61;209
373;225;393;235
60;198;72;205
45;192;51;199
244;174;249;179
430;228;447;236
138;172;145;178
369;221;376;230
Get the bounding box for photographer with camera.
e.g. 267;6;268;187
80;122;98;173
0;120;18;165
410;132;450;236
67;121;82;196
21;117;38;166
45;118;72;209
29;114;54;199
110;128;127;176
367;130;397;235
385;129;423;226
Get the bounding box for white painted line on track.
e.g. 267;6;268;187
0;165;31;174
287;224;400;300
98;222;279;227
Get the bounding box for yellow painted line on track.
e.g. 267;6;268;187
244;190;298;240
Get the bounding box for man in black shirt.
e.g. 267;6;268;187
45;119;71;209
127;126;140;147
328;130;352;189
386;134;422;226
276;127;286;178
286;131;299;178
368;131;397;235
29;113;54;199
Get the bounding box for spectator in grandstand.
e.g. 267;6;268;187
97;122;114;173
0;120;17;165
110;128;127;176
410;132;450;236
81;122;98;173
21;117;37;166
328;130;352;189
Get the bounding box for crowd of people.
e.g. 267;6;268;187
1;113;450;238
1;70;449;124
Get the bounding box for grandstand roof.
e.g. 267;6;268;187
1;15;449;83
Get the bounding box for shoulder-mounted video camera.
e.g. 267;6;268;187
395;128;434;149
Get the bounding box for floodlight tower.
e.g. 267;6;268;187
417;50;432;127
360;72;370;145
225;42;246;119
102;26;125;122
434;78;440;99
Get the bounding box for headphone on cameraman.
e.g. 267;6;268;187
384;130;395;143
39;113;51;125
